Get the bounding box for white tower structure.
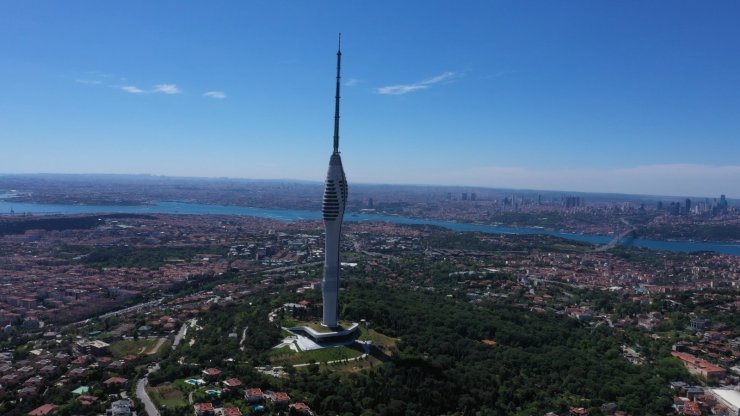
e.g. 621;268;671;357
321;35;348;328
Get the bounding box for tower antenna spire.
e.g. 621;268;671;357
333;33;342;154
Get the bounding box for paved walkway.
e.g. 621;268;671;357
257;352;369;372
239;325;249;351
294;353;368;367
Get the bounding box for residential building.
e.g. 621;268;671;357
245;387;263;403
272;391;290;405
194;402;215;416
671;352;727;381
28;404;58;416
107;400;132;416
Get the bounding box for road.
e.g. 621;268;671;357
172;321;188;350
261;261;322;273
136;376;159;416
65;298;163;328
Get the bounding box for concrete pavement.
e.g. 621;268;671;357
136;377;159;416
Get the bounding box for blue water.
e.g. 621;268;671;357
1;198;739;256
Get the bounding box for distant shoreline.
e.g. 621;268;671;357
1;199;738;256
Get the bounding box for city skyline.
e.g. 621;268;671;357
2;2;740;197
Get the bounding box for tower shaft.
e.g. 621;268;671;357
322;35;347;328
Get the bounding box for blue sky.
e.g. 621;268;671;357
1;1;739;197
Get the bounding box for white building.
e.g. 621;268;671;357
711;388;740;416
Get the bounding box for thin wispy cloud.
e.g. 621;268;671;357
376;71;456;95
121;86;146;94
344;78;360;87
75;71;115;86
376;84;427;95
77;71;184;96
118;84;182;94
203;91;226;99
153;84;181;94
420;72;455;84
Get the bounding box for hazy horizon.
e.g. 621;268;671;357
0;171;736;201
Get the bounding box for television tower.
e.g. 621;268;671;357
321;34;348;327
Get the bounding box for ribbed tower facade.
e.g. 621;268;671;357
321;37;347;328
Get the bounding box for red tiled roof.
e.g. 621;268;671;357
223;378;242;387
273;391;290;402
671;351;725;373
78;395;98;405
245;388;263;397
28;404;58;416
194;402;215;412
221;407;242;416
104;376;128;385
683;401;701;416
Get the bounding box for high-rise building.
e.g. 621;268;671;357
564;196;582;208
321;36;348;328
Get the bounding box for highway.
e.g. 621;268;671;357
64;298;163;328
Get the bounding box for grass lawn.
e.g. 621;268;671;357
269;345;295;357
172;377;206;392
359;328;399;349
110;339;157;358
270;345;362;366
147;339;172;356
280;328;294;338
321;355;383;375
147;383;188;408
305;322;334;332
284;320;355;333
280;317;301;327
301;321;352;332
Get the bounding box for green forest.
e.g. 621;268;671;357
0;213;154;236
77;245;225;269
158;284;687;416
